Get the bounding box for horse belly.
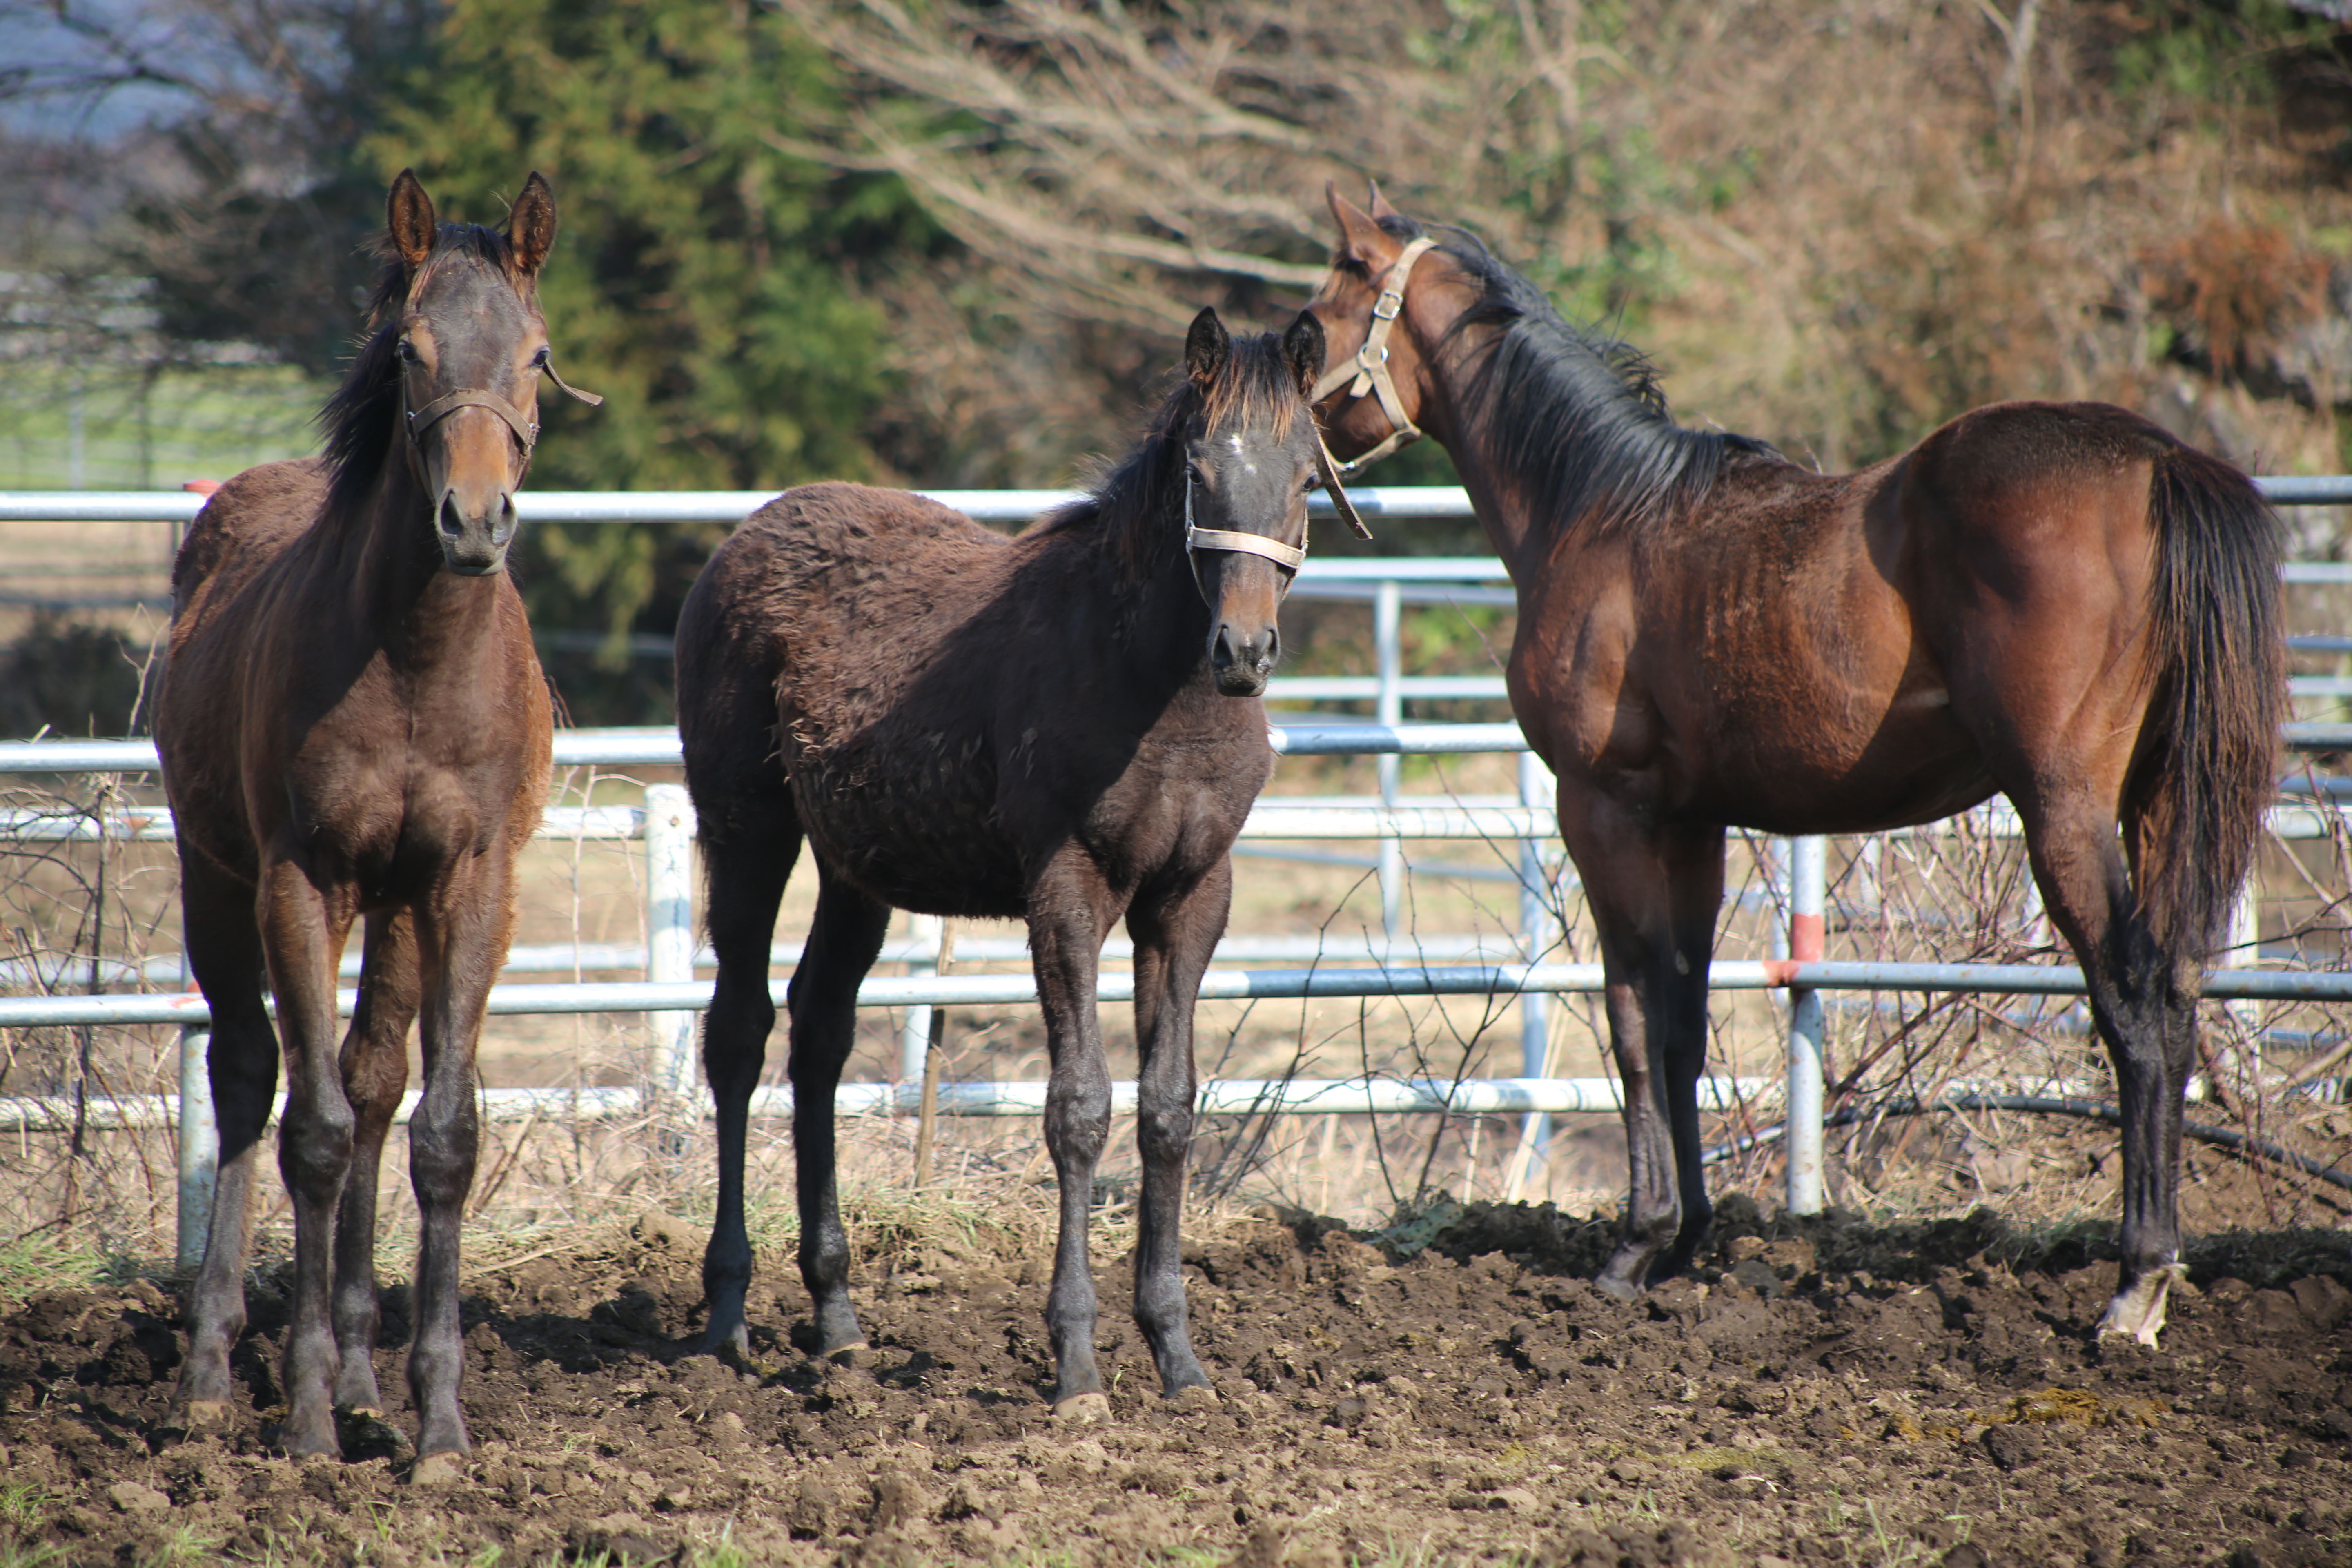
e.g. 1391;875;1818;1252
790;740;1029;918
1686;699;1996;836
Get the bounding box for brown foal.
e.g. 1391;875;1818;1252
160;171;579;1468
675;310;1333;1413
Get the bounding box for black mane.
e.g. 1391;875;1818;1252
316;223;523;518
1030;329;1303;588
1381;216;1775;532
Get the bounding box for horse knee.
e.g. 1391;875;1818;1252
1136;1098;1193;1161
406;1102;481;1201
278;1100;355;1198
1045;1078;1111;1152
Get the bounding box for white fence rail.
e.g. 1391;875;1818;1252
7;482;2352;1259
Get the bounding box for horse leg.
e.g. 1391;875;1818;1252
2016;791;2185;1343
1123;856;1229;1401
256;853;362;1457
170;851;276;1427
1026;851;1121;1417
332;909;419;1414
403;854;513;1469
1557;799;1727;1299
699;800;802;1358
786;868;891;1359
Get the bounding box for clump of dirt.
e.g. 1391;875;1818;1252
3;1203;2349;1566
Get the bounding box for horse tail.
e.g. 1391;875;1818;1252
2132;443;2283;986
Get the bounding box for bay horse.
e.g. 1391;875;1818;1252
1308;185;2282;1345
160;170;590;1471
676;307;1338;1414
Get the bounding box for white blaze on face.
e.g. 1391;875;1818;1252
1231;432;1256;474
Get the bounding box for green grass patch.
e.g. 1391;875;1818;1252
0;1229;116;1312
0;363;327;491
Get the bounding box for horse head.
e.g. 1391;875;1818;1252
1306;181;1459;478
1179;306;1330;697
383;169;597;576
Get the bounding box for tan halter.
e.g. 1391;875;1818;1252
1185;470;1305;594
1310;235;1441;478
403;358;605;468
1182;421;1375;601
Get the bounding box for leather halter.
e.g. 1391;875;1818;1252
1310;235;1441;478
1182;428;1374;604
1185;470;1304;595
403;358;605;464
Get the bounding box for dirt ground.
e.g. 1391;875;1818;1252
4;1187;2350;1568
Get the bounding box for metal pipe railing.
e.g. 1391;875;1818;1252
10;482;2352;1254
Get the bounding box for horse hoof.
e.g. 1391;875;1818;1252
1054;1391;1111;1423
177;1399;234;1427
1592;1273;1643;1303
823;1341;870;1368
410;1451;466;1486
1167;1383;1219;1410
2096;1264;2181;1348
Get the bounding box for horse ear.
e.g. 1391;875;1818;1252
1325;179;1399;270
507;172;557;277
1367;180;1401;220
1281;310;1325;397
1185;307;1230;388
388;169;437;271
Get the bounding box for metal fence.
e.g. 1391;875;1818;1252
5;481;2352;1260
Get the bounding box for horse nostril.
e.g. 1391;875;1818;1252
439;494;465;538
1211;624;1238;669
1263;626;1281;666
491;496;517;546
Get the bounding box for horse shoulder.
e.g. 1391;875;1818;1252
171;459;330;622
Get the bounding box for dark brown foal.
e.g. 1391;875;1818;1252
159;170;581;1469
1309;185;2281;1345
676;309;1333;1413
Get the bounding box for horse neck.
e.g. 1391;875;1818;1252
328;457;515;665
1410;311;1554;584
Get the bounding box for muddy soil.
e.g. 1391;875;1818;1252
4;1201;2350;1567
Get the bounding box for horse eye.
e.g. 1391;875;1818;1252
532;347;551;367
396;339;420;365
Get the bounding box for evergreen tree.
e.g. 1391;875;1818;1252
372;0;938;679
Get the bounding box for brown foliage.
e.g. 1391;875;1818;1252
2143;216;2332;376
798;0;2352;482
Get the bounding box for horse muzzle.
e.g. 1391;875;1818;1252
1209;619;1278;697
436;483;519;576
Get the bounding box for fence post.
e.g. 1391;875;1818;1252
2229;870;2262;1079
643;784;699;1102
901;912;941;1092
1517;748;1553;1161
175;1024;215;1268
1375;577;1403;938
1786;835;1827;1216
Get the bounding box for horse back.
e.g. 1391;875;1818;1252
678;481;1261;917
